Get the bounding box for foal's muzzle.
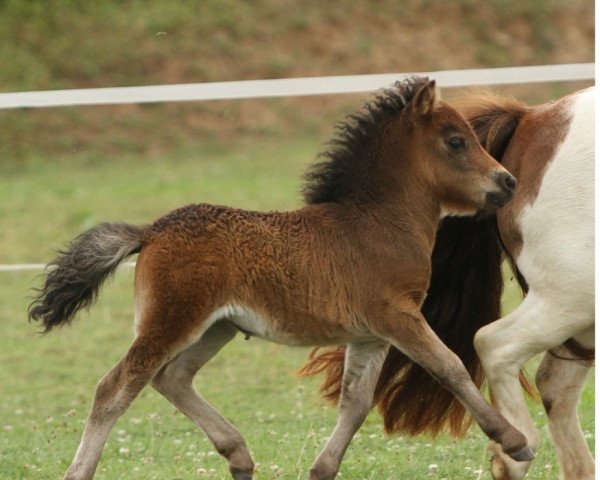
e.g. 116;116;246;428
485;171;517;209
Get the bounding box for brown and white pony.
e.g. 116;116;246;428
466;87;595;480
29;77;531;480
302;86;594;480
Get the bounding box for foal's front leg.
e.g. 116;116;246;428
371;302;533;462
309;340;389;480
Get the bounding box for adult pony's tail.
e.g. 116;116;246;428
300;216;505;437
300;93;535;437
29;223;146;334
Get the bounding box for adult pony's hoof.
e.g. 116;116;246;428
508;447;535;462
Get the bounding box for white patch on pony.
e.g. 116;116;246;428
439;205;478;219
211;303;275;341
516;87;595;309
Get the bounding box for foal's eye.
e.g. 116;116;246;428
446;137;466;150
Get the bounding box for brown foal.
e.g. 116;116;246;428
29;77;531;480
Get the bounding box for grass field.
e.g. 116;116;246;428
0;136;594;479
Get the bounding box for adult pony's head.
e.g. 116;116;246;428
304;76;516;217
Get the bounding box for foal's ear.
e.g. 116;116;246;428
411;79;438;118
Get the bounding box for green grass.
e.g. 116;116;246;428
0;138;594;479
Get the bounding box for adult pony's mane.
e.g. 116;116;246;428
302;76;430;204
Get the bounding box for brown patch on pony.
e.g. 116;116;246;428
301;214;507;437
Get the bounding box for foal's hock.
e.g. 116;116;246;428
29;77;529;480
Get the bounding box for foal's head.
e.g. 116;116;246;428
401;80;516;216
303;77;515;216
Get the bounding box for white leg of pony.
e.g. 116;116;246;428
535;330;595;480
308;340;388;480
151;322;254;480
474;293;593;480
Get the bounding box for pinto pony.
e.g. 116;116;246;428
466;87;595;480
302;86;595;480
29;77;531;480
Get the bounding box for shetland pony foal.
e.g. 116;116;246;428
29;77;530;480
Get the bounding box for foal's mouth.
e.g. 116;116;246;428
485;189;513;209
484;171;517;210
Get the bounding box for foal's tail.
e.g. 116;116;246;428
28;223;147;333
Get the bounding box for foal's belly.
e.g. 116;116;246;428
210;303;369;347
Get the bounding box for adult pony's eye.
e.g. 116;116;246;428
446;137;466;150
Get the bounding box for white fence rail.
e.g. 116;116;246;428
0;63;594;109
2;63;594;271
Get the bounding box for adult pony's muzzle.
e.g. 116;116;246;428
485;171;517;210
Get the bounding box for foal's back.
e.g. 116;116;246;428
136;201;423;347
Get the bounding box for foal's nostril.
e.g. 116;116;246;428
503;174;517;191
495;171;517;192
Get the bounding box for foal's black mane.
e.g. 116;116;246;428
303;76;429;204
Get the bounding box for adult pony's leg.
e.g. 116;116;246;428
535;332;595;480
370;304;533;462
474;294;593;480
63;334;182;480
308;340;388;480
151;322;255;480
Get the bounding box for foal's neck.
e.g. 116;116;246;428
316;182;441;269
364;176;441;252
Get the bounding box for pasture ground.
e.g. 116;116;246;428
0;136;594;479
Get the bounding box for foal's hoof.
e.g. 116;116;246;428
508;447;535;462
231;469;253;480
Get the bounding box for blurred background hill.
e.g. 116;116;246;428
0;0;594;163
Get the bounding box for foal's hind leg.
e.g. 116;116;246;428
535;334;595;480
371;303;532;462
151;322;254;480
63;335;180;480
308;340;388;480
